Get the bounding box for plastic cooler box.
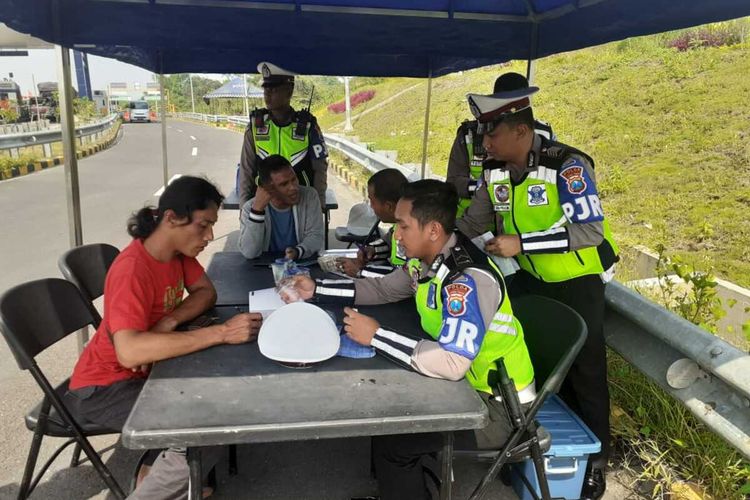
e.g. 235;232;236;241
511;395;600;500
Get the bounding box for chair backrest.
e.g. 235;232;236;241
0;278;97;370
58;243;119;327
512;294;587;412
58;243;119;303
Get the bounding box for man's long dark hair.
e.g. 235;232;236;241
127;176;224;239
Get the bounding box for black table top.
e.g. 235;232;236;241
122;303;487;449
206;251;324;306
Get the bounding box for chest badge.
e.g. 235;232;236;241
527;184;548;206
493;184;511;212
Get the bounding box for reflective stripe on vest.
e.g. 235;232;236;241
456;127;486;217
409;255;534;394
485;157;619;283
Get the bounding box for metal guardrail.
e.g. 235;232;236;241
0;114;120;158
605;282;750;459
172;112;418;178
174;112;750;459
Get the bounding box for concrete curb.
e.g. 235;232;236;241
0;122;121;181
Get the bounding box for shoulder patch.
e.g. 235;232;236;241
559;159;588;194
444;282;473;317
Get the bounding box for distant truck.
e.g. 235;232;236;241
31;82;79;123
0;78;30;123
126;100;151;123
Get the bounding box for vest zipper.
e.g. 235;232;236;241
574;251;585;266
510;183;542;281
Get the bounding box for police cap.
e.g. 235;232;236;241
258;61;296;88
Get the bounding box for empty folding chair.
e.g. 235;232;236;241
460;294;588;500
0;278;126;500
58;243;119;328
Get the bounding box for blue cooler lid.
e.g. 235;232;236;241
536;395;601;457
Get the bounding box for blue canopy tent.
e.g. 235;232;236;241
203;77;263;100
1;0;749;259
203;76;263;116
2;0;750;77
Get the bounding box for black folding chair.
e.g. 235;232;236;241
58;243;119;328
334;219;381;249
0;278;126;499
463;294;588;500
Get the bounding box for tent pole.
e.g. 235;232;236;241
56;44;87;351
419;71;433;179
159;73;169;188
57;45;83;250
526;19;539;84
526;59;536;84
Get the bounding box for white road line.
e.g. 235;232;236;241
191;147;198;156
190;135;196;141
177;129;183;133
154;174;183;196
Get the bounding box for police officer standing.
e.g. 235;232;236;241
447;72;554;218
239;62;329;209
456;80;619;500
285;180;535;500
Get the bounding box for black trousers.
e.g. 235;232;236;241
508;270;610;468
372;393;511;500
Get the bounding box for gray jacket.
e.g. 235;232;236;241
238;185;324;259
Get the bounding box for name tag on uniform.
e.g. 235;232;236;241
493;203;510;212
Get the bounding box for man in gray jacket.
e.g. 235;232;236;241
239;155;324;260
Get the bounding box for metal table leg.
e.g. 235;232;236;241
440;432;454;500
187;447;202;500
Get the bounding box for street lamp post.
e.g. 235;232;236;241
189;73;195;113
343;76;353;132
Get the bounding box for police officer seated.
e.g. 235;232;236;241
338;168;410;278
283;180;535;500
238;154;324;260
239;61;329;210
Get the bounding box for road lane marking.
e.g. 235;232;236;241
190;135;196;141
192;147;198;156
154;174;183;196
177;129;183;133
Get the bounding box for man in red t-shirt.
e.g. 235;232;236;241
68;176;260;499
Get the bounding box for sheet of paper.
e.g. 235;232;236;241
321;248;359;258
471;232;521;277
249;288;287;319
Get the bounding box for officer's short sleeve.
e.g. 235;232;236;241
308;117;328;160
557;155;604;224
436;273;486;361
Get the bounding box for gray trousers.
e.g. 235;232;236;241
69;379;219;500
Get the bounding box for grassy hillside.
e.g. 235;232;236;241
313;25;750;288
